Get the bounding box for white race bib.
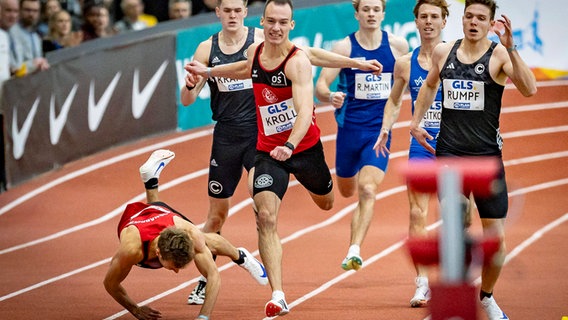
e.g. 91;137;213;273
215;78;253;92
259;98;296;136
354;72;392;100
442;79;485;111
417;101;442;129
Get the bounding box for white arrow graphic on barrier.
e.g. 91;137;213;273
132;60;169;119
88;72;122;132
12;98;40;160
50;85;78;145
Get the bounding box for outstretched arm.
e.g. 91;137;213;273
410;45;447;154
303;46;382;73
104;229;161;320
495;14;537;97
181;39;211;106
185;44;257;83
190;229;221;319
374;54;410;157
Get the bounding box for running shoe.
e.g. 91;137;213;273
139;149;175;183
410;277;431;307
237;248;268;285
341;254;363;271
265;298;289;317
481;296;509;320
187;277;206;305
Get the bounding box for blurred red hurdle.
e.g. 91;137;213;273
398;157;500;320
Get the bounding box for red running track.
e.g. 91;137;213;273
1;80;567;320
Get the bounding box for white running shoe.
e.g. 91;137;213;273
237;248;268;285
187;277;206;305
481;296;509;320
139;149;175;183
410;277;431;307
341;254;363;271
265;298;290;317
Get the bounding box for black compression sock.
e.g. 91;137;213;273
232;249;246;265
144;178;158;190
480;290;493;300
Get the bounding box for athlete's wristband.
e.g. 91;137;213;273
283;141;295;152
206;67;212;78
197;315;209;320
329;92;335;102
186;85;195;91
506;45;517;53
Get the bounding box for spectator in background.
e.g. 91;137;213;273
36;0;61;37
168;0;191;20
0;4;9;83
42;9;82;53
191;0;214;15
2;0;49;77
248;0;265;8
81;0;116;42
0;2;10;192
114;0;156;33
141;0;169;22
60;0;84;31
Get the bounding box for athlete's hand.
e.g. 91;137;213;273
373;128;390;157
184;72;200;88
494;14;515;50
329;91;346;109
270;145;293;161
185;60;209;78
358;59;383;75
409;125;435;154
132;305;162;320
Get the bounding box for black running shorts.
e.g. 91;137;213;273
253;140;333;200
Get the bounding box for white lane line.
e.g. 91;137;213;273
1;96;566;216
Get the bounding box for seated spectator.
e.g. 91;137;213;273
36;0;61;37
3;0;49;77
81;0;116;42
168;0;191;20
114;0;156;33
42;9;82;53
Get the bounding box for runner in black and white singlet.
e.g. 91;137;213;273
409;1;537;319
205;26;257;200
180;0;265;305
438;38;504;157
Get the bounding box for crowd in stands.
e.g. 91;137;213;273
0;0;264;192
0;0;266;79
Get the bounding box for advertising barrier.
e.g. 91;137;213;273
2;35;177;186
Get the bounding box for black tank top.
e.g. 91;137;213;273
437;39;505;156
207;27;257;127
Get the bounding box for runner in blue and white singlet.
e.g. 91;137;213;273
334;30;396;177
408;46;443;160
314;0;409;274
